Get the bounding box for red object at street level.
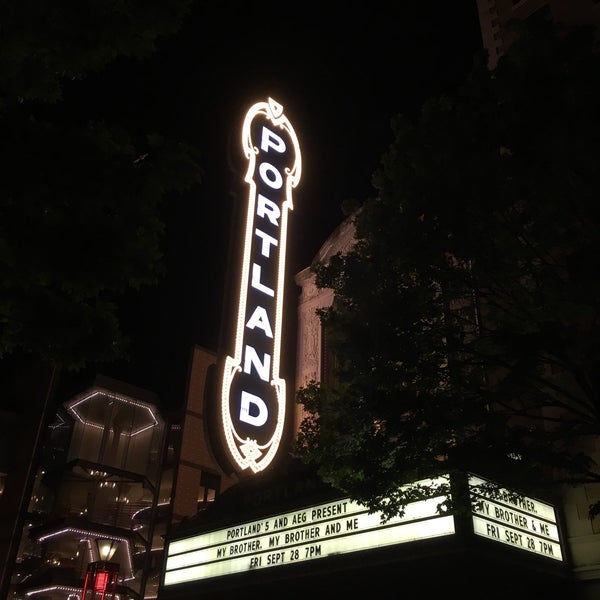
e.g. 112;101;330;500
94;571;109;591
81;561;119;600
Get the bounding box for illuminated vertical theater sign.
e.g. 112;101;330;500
221;97;301;473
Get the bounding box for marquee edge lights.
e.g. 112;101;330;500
221;97;301;473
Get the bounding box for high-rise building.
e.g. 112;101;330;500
476;0;600;68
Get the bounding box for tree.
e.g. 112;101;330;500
0;0;202;371
0;5;204;594
294;18;600;521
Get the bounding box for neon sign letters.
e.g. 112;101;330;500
221;97;301;473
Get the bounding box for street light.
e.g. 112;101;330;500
81;539;120;600
97;539;119;562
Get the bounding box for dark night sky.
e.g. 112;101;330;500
60;2;484;409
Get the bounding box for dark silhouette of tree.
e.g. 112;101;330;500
0;1;202;371
295;18;600;521
0;4;204;594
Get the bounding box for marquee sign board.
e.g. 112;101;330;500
221;98;301;473
470;475;563;561
162;474;565;588
163;478;454;585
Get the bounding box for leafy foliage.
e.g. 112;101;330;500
0;1;194;105
295;18;600;520
0;1;202;370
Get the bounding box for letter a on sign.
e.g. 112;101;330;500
221;98;301;473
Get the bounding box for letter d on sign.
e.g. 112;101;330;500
240;391;268;426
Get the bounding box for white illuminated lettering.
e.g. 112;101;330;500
164;478;454;586
221;97;302;473
251;263;274;296
255;228;278;257
259;162;283;189
261;126;286;153
469;475;563;561
243;345;271;382
257;194;280;226
164;474;563;588
240;391;268;427
246;306;274;338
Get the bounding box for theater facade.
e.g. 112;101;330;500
156;99;577;600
